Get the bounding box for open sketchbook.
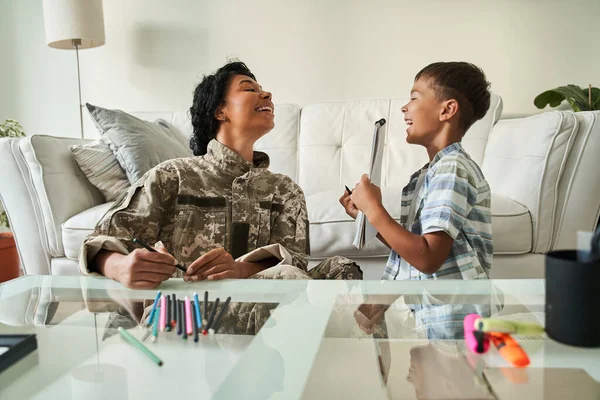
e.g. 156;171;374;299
353;119;386;249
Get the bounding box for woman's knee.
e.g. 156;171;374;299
250;265;311;280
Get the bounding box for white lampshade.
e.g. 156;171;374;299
43;0;105;50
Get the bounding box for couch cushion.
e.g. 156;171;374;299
491;194;532;254
483;111;578;253
62;202;114;260
461;93;503;165
308;190;532;259
298;94;502;197
307;187;403;259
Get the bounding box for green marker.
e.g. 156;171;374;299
474;318;544;335
118;327;163;367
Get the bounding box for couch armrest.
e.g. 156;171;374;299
0;135;106;274
551;111;600;249
483;111;600;253
0;138;50;274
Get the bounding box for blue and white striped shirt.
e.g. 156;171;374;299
382;142;492;281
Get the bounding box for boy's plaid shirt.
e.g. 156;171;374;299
382;142;492;281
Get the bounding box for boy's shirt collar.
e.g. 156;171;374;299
429;142;463;168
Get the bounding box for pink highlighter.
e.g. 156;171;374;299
464;314;489;354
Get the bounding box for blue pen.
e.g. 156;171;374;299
146;290;162;326
152;306;160;342
193;292;203;330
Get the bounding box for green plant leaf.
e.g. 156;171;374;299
534;85;593;111
0;119;26;138
534;90;565;109
582;87;600;110
0;211;9;229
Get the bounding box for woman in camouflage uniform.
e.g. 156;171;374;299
80;61;361;297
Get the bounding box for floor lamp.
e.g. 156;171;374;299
42;0;106;139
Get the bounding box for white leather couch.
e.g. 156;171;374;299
1;95;599;279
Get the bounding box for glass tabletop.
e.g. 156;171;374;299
0;276;598;400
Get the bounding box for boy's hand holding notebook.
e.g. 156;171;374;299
353;119;386;249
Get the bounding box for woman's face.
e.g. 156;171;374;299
217;74;274;139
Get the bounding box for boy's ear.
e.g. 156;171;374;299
439;99;459;122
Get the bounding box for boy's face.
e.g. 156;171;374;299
401;78;445;146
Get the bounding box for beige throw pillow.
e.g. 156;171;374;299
69;140;131;202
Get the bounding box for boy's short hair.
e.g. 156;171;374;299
415;62;491;133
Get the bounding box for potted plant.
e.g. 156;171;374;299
0;119;26;282
534;84;599;111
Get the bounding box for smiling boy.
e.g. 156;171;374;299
341;62;493;281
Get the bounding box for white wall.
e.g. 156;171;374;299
1;0;599;138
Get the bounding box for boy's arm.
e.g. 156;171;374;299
376;233;391;249
352;165;474;275
368;208;453;274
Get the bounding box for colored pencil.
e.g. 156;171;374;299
118;327;163;367
181;300;187;340
203;291;208;327
171;293;177;327
159;295;166;331
193;292;202;330
204;297;220;334
165;295;171;332
211;296;231;334
192;303;199;342
152;306;160;342
177;300;183;335
185;296;193;335
146;290;161;326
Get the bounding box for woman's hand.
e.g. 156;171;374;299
339;188;359;219
185;248;243;281
99;246;177;290
351;174;383;218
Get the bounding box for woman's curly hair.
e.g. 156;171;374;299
189;61;256;156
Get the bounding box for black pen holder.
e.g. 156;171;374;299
545;250;600;347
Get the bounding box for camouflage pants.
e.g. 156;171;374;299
216;256;363;335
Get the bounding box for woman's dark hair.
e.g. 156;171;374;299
189;61;256;155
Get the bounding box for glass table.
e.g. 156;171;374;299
0;276;598;399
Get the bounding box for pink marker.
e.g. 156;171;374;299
464;313;489;354
159;295;166;332
185;296;193;335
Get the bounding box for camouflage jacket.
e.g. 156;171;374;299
79;140;310;275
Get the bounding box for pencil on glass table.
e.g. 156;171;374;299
193;292;203;331
145;290;161;326
152;306;160;343
171;293;177;327
203;291;209;327
211;296;231;334
118;327;163;367
181;300;187;340
192;303;199;342
165;295;171;332
185;296;193;335
177;300;183;335
132;238;187;273
204;297;220;335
